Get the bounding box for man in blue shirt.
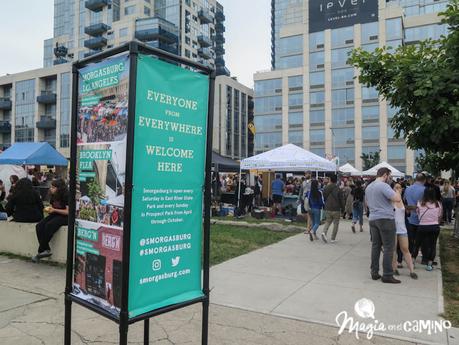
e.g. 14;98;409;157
404;173;426;256
271;174;284;216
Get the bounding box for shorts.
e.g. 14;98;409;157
397;233;408;238
272;194;283;203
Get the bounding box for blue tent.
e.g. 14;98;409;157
0;142;68;166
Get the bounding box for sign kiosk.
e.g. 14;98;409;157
65;41;215;345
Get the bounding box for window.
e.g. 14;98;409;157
289;112;303;127
362;146;379;155
310;91;325;106
288;93;303;108
288;131;303;146
125;5;136;15
255;132;282;150
277;35;303;56
254;114;282;132
335;147;355;163
362;126;379;140
386;18;403;41
362;43;379;52
144;6;151;16
332;108;354;126
254;96;282;114
362;86;379;101
331;68;353;88
277;55;303;69
311;147;325;157
333;127;355;145
310;129;325;144
288;75;303;91
331;26;354;48
405;24;448;43
119;27;128;38
185;49;191;58
362;106;379;122
331;47;353;68
388;146;406;160
387;105;399;119
310;110;324;125
332;88;354;107
361;22;378;44
309;31;324;51
309;51;324;71
310;71;324;88
387;125;404;140
254;79;282;96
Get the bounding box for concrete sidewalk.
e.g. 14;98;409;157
210;220;458;345
0;255;418;345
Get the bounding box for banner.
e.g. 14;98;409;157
72;54;129;316
309;0;378;33
128;54;209;318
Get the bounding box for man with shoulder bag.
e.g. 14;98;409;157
320;174;343;243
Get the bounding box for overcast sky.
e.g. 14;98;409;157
0;0;270;88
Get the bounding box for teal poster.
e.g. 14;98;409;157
129;54;209;317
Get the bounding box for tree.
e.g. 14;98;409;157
361;150;381;170
349;0;459;171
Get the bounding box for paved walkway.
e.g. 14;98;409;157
210;220;458;345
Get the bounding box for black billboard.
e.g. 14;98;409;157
309;0;378;33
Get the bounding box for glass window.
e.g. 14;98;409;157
387;105;399;119
362;106;379;121
362;146;379;155
288;75;303;90
331;68;354;88
332;108;354;126
310;71;324;87
144;6;151;16
386;18;403;41
310;147;325;157
277;54;303;69
331;47;353;68
125;5;136;15
335;147;355;163
310;91;325;106
362;126;379;140
332;88;354;107
255;132;282;151
254;79;282;96
119;27;128;37
388;145;406;160
309;51;324;71
289;131;303;146
362;43;379;52
333;127;355;145
310;129;325;144
309;31;324;51
289;112;303;127
254;96;282;114
331;26;354;48
277;35;303;56
289;93;303;107
405;24;448;43
254;114;282;132
361;22;379;44
362;86;379;101
310;110;324;124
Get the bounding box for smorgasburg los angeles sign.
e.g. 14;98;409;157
309;0;378;33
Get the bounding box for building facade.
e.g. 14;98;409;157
254;0;449;175
0;0;254;159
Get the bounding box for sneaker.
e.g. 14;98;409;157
31;255;39;263
330;239;337;243
426;265;433;271
410;272;418;279
381;276;401;284
37;250;52;259
309;232;314;242
321;233;328;243
351;224;356;233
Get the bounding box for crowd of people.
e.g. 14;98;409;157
0;172;69;263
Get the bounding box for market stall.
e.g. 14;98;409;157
339;163;361;176
361;161;405;178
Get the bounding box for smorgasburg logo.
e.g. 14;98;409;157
335;298;452;340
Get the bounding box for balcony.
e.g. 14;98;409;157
215;46;225;55
84;36;107;50
84;23;111;37
215;10;225;22
215;33;225;44
198;9;213;24
135;17;179;44
215;23;225;32
197;35;212;48
37;91;57;104
146;41;178;55
198;47;212;60
85;0;109;12
0;121;11;134
0;97;12;110
36;116;56;129
53;57;68;65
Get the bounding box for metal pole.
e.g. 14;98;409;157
237;166;242;208
64;64;80;345
144;319;150;345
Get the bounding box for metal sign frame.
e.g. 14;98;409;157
65;41;215;345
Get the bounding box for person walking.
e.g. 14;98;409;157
308;179;324;241
414;188;442;271
404;173;426;257
33;179;69;262
320;174;342;243
441;180;455;225
299;174;312;234
351;180;365;233
392;183;417;279
365;167;402;283
271;174;284;217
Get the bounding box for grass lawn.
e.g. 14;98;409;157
210;224;300;266
212;215;304;225
439;228;459;327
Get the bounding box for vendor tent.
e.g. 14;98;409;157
241;144;336;172
212;151;239;172
339;163;361;175
361;161;405;178
0;142;68;166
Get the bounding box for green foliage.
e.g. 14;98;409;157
360;150;381;170
87;179;104;205
349;0;459;171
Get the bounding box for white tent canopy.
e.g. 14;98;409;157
241;144;336;172
339;163;361;175
361;161;405;178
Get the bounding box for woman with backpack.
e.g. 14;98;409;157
351;180;365;233
307;179;324;242
414;187;442;271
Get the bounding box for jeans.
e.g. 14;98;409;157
442;198;454;223
322;210;341;240
352;201;364;226
369;219;396;277
310;208;321;234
